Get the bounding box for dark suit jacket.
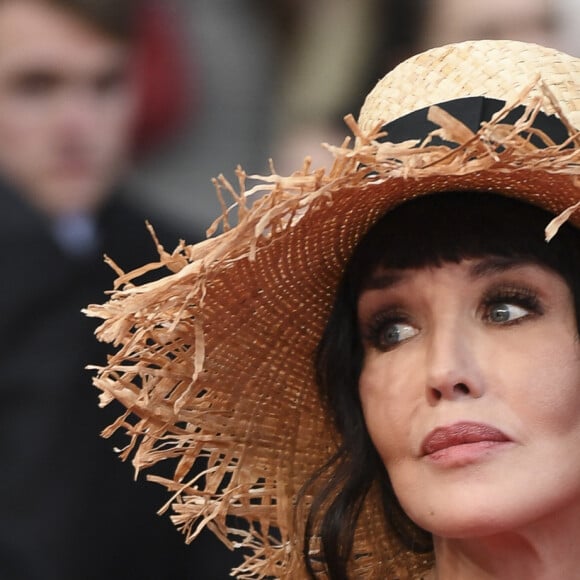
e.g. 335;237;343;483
0;181;242;579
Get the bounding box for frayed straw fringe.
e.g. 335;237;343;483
84;78;580;579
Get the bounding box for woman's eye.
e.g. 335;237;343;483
481;287;542;326
485;302;529;324
376;321;419;349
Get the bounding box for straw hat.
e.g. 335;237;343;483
86;40;580;579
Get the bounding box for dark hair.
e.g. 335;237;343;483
303;191;580;579
34;0;141;42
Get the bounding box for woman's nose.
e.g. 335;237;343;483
425;321;485;405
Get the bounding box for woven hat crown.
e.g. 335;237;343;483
359;40;580;134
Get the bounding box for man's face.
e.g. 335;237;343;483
0;0;138;216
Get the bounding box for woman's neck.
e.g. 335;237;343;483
431;505;580;580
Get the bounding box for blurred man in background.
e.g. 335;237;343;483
0;0;241;577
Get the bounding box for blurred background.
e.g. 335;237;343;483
129;0;580;236
2;2;578;577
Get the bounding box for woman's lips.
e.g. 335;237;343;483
421;422;512;466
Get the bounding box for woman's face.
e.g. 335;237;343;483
357;258;580;538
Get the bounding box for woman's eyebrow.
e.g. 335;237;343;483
469;256;533;279
361;256;535;291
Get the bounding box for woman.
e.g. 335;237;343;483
87;40;580;578
311;191;580;579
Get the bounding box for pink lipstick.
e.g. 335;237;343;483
421;422;512;467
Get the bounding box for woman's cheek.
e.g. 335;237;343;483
360;363;412;466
